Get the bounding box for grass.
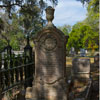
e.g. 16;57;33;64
66;57;94;66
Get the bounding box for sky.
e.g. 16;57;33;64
43;0;87;26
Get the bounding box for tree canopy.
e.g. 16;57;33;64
0;0;57;51
58;25;71;36
0;0;99;53
76;0;90;4
67;0;99;52
0;0;58;18
67;23;98;52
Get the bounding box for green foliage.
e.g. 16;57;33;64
67;24;82;52
0;0;58;18
0;0;46;50
67;0;99;52
85;0;99;32
67;23;99;52
0;13;25;51
79;25;98;49
19;2;44;35
58;25;71;36
0;0;57;51
76;0;90;4
10;36;20;50
0;39;7;52
0;0;98;53
84;0;99;50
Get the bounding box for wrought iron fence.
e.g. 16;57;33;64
0;40;35;97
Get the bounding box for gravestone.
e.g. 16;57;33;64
70;47;76;56
31;6;67;100
72;58;90;79
80;49;86;57
68;58;91;100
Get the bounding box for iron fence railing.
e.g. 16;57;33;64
0;54;35;94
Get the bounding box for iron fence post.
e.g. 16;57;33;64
24;35;33;88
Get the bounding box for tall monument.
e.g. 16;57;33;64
32;6;67;100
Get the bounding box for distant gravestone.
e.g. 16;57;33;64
71;47;75;52
70;47;75;56
31;6;67;100
80;49;86;57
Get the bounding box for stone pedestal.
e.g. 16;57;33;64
68;58;91;100
72;58;90;79
32;79;67;100
30;6;68;100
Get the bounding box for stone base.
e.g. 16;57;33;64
31;79;68;100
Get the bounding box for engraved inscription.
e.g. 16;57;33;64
39;56;63;83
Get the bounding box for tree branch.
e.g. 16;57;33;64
0;3;22;8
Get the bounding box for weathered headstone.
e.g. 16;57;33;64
72;58;90;79
31;6;67;100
